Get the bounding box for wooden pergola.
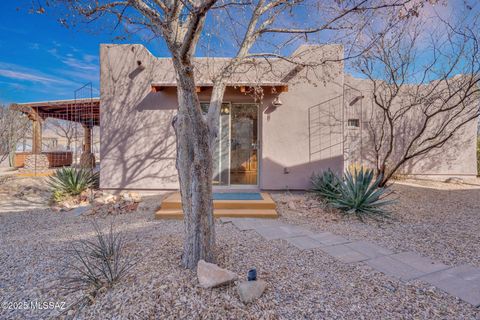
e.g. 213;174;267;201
11;98;100;168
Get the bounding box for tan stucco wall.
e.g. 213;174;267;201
344;76;479;178
100;44;345;190
100;44;178;189
261;46;345;189
100;44;478;190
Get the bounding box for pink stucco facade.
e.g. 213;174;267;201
99;44;478;190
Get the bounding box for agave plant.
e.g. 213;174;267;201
310;169;342;200
48;167;99;201
331;168;394;221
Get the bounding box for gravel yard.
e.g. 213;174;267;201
1;177;480;319
273;178;480;268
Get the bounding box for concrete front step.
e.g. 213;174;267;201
155;208;278;219
159;192;277;210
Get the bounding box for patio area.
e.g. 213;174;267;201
11;97;100;173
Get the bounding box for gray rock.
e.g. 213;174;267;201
70;205;92;216
237;280;267;303
197;260;237;288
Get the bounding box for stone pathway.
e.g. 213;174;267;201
220;217;480;307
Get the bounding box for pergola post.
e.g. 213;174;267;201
83;124;92;154
80;124;96;168
31;113;43;154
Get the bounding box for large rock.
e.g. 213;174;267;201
93;193;117;205
237;280;267;303
121;192;141;203
197;260;237;288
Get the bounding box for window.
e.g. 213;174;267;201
347;119;360;128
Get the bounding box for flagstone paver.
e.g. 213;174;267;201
309;232;351;246
228;218;480;306
345;241;393;259
254;225;309;240
319;244;371;263
366;255;431;281
230;218;285;231
285;236;324;250
419;265;480;306
389;252;450;275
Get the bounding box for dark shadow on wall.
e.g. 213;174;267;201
261;156;344;190
100;47;178;189
341;81;478;177
359;111;475;175
308;95;343;162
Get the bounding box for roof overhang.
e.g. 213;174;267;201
150;82;288;94
11;98;100;126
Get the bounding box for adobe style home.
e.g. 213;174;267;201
99;43;478;190
13;43;478;191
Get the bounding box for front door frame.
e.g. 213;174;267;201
229;102;260;188
205;101;261;190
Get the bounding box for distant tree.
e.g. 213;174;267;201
37;0;432;268
357;8;480;186
0;105;30;166
45;118;78;151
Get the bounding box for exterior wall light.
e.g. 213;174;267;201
272;97;283;107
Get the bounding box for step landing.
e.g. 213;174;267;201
155;192;278;219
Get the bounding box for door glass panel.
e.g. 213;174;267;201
201;103;230;185
230;104;258;185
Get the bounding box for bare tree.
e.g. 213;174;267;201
0;105;30;166
37;0;427;268
45;118;78;151
356;8;480;186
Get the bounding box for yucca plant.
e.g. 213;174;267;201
58;221;140;315
60;221;139;292
310;169;342;200
48;167;99;201
331;168;394;221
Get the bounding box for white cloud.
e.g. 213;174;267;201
46;45;99;74
0;63;68;84
0;69;60;83
61;56;97;71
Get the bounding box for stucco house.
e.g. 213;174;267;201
99;43;478;191
12;43;477;189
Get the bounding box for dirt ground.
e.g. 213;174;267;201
1;176;479;319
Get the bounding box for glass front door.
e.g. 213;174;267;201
201;103;258;186
230;104;258;185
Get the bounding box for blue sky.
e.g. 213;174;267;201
0;1;476;104
0;1;104;103
0;1;171;104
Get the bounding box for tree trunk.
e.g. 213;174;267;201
173;61;216;269
8;151;14;168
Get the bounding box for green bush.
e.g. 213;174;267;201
48;167;99;202
311;167;394;221
311;169;342;200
